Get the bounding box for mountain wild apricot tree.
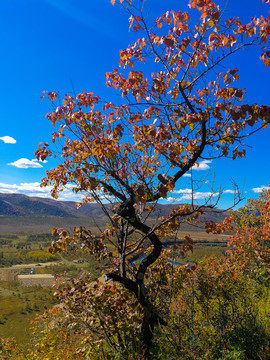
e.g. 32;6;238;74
35;0;270;355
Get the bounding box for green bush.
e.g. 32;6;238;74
25;251;57;263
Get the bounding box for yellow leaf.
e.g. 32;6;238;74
264;58;270;67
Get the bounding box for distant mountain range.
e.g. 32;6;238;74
0;193;229;234
0;193;106;218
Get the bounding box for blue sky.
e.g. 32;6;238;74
0;0;269;209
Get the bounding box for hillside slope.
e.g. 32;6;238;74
0;193;229;234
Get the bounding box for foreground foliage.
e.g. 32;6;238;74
2;189;270;359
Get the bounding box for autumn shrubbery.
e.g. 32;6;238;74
6;189;270;360
2;256;270;359
7;191;266;360
155;190;270;360
156;258;270;359
21;257;270;359
0;337;23;360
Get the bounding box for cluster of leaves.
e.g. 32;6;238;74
0;337;23;360
29;277;144;359
227;188;270;277
49;227;109;262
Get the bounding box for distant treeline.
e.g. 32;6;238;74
27;233;55;243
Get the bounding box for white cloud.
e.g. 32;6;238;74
164;191;219;203
223;189;238;194
181;191;219;200
0;136;16;144
172;188;238;201
0;181;117;203
8;158;44;169
170;188;219;201
183;173;191;178
172;188;192;195
0;182;49;196
252;185;269;194
0;182;84;202
165;197;183;203
192;160;212;171
0;183;18;194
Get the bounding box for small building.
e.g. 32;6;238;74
18;274;54;287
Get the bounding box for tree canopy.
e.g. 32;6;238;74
35;0;270;356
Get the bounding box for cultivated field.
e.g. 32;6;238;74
0;229;230;343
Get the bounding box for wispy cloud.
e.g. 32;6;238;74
8;158;46;169
172;188;192;195
42;0;116;39
43;0;88;25
192;160;212;171
165;191;219;202
0;136;16;144
0;182;47;195
165;197;183;203
181;191;219;200
0;181;114;203
0;182;83;202
223;189;238;194
182;161;212;178
169;188;219;201
169;187;237;202
252;185;269;193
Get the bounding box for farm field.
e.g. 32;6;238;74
0;232;111;343
168;230;230;263
0;229;230;344
0;280;56;342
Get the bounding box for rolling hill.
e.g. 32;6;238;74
0;193;229;234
